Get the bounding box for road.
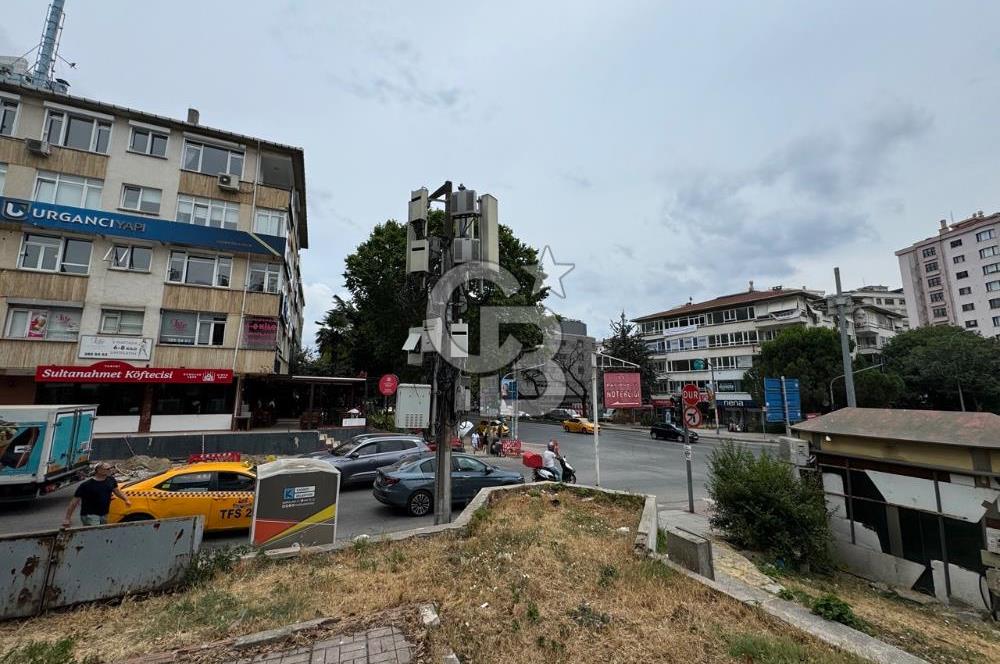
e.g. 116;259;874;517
0;423;773;548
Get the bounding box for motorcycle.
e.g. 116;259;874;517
532;455;576;484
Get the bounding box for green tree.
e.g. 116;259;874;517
882;325;1000;412
852;354;904;409
602;312;656;401
745;326;846;413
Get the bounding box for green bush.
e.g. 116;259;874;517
707;441;832;571
0;638;99;664
811;593;869;633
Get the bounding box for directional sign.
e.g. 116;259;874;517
378;374;399;396
683;406;702;428
682;383;701;407
764;377;784;423
785;378;803;422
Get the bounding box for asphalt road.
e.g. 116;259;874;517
0;423;772;548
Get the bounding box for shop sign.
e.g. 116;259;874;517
719;398;757;408
79;335;152;361
242;316;279;350
604;372;641;408
35;360;233;384
0;195;284;257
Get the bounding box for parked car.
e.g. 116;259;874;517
548;408;580;421
307;434;429;486
373;453;525;516
562;417;598;434
598;409;617;422
649;421;699;442
107;461;256;532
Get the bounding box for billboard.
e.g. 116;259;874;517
241;316;279;350
603;372;641;408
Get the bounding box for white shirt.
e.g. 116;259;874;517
542;449;558;469
471;433;480;446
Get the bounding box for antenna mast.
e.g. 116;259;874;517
33;0;67;87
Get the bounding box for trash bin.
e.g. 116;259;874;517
250;458;340;551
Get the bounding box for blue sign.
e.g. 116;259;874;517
764;377;784;422
785;378;802;422
0;196;285;257
501;377;518;400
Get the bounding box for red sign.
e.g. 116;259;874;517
378;373;399;396
682;383;701;407
652;398;674;408
603;372;641;408
35;361;234;384
684;406;703;428
500;438;522;457
242;316;279;350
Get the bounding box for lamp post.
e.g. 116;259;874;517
707;358;720;434
591;351;640;487
829;363;883;410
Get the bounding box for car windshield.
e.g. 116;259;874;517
330;440;362;456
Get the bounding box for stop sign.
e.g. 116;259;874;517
378;374;399;396
682;383;700;407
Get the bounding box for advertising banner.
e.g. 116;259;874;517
500;377;517;416
251;458;340;550
603;372;641;408
241;316;279;350
35;360;233;384
78;336;152;361
27;311;48;339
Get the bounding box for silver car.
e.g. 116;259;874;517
305;434;429;486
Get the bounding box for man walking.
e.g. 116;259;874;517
62;462;130;527
471;430;481;455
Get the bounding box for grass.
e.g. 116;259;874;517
2;487;863;664
725;632;850;664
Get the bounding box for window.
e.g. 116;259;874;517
956;271;969;279
927;276;942;288
0;163;6;194
119;184;162;214
216;472;254;492
128;126;168;157
419;459;437;474
5;306;81;341
182;140;244;177
932;306;948;318
43;109;111;154
158;472;211;492
176;195;239;230
34;171;103;208
950;239;963;248
159;311;227;346
994;316;1000;327
962;303;975;312
248;262;280;293
0;98;17;136
959;287;972;296
454;456;487;473
976;229;996;242
921;247;936;258
981;246;999;259
254;208;287;237
924;261;938;273
984;263;1000;276
375;439;404;453
965;320;978;329
109;244;152;272
930;292;944;303
167;251;231;287
990;298;1000;309
18;234;91;274
989;281;1000;292
952;255;965;264
100;309;144;335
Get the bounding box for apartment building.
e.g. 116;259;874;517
838;286;907;357
896;211;1000;336
635;285;830;428
0;81;307;434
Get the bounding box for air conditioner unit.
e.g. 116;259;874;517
25;138;50;156
453;237;480;264
217;173;240;191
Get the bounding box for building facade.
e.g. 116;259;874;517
0;81;306;433
635;285;832;427
836;286;907;357
896;211;1000;336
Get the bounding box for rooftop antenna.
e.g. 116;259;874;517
26;0;70;93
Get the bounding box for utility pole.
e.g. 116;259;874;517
590;352;600;487
832;268;857;408
431;182;455;525
708;358;720;434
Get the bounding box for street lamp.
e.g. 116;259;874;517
829;363;883;410
591;351;640;487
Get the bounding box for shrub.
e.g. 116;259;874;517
811;594;869;633
707;441;832;571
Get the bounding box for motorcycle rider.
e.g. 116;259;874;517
542;439;563;481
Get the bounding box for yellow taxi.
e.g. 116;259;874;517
562;417;598;434
107;461;256;532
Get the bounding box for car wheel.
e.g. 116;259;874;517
407;490;433;517
121;513;153;522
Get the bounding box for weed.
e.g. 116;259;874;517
568;603;611;629
0;638;100;664
811;594;869;633
635;558;674;581
725;632;811;663
526;601;540;623
777;588;796;601
656;528;668;552
149;589;303;638
598;564;618;589
467;505;489;533
352;536;373;555
511;619;520;633
385;548;406;572
184;545;248;587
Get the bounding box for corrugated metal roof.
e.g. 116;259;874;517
633;288;819;322
792;407;1000;449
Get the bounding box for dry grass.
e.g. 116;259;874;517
1;486;863;663
776;571;1000;664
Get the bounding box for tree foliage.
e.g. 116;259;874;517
602;312;656;401
882;325;1000;412
745;326;847;413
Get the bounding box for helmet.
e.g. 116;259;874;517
547;441;556;451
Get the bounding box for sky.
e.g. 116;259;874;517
4;1;1000;342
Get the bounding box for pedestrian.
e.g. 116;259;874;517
471;430;481;455
62;462;130;527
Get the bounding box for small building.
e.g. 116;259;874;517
793;408;1000;610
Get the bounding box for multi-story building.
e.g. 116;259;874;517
834;285;907;357
553;319;595;415
635;284;831;428
896;211;1000;337
0;81;307;433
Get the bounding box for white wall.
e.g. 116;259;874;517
149;414;231;432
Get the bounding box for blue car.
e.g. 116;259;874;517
373;452;525;516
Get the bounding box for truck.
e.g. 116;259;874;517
0;405;97;502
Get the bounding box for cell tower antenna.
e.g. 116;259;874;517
29;0;70;93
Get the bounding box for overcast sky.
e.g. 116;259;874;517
4;1;1000;342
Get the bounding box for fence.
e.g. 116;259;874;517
0;516;202;620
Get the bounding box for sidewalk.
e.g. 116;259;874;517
228;626;412;664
